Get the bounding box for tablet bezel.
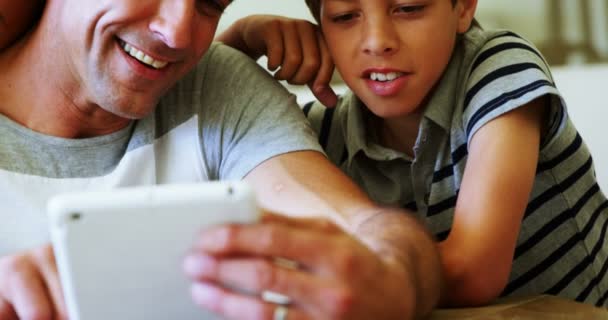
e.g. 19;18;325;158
48;182;259;320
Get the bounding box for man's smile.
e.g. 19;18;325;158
115;38;174;81
117;39;170;70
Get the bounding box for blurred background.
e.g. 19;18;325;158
217;0;608;191
218;0;608;66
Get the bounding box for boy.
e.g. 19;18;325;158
218;0;608;307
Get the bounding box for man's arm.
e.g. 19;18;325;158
186;151;442;320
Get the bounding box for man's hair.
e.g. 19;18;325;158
305;0;458;23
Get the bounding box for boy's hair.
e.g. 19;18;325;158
305;0;458;23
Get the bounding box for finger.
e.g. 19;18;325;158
190;282;311;320
6;261;54;320
193;223;340;273
183;255;331;314
308;33;338;108
289;22;322;85
274;22;304;81
261;211;342;233
0;297;17;320
33;246;68;319
258;21;285;72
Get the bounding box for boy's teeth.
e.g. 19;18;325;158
121;42;169;69
370;72;403;82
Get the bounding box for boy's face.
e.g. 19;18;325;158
320;0;476;119
50;0;230;119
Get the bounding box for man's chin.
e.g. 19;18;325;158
103;103;157;120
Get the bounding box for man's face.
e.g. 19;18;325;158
55;0;230;119
320;0;475;119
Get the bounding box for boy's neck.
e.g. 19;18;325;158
375;111;424;158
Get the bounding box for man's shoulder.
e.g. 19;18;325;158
157;42;268;115
173;42;253;87
198;42;252;68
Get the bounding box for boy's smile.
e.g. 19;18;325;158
363;68;412;97
320;0;477;121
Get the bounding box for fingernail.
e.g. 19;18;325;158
191;283;220;306
314;85;327;92
183;255;216;277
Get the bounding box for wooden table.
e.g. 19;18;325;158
430;295;608;319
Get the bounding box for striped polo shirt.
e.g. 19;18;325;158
302;23;608;306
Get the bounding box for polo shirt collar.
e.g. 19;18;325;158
341;93;410;165
420;40;465;132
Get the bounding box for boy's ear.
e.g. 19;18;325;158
455;0;478;33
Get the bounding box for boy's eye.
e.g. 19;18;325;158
331;13;359;23
394;5;426;15
196;0;228;17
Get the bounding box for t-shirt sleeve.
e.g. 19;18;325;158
462;34;566;146
196;43;325;180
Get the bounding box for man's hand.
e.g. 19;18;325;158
0;245;68;320
217;15;338;108
183;213;416;320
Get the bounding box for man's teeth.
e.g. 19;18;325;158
370;72;403;82
121;42;169;69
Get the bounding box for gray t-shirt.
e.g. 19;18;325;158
0;43;323;256
304;24;608;306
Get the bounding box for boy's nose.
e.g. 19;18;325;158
361;19;399;56
149;0;194;49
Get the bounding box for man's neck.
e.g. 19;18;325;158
0;25;131;139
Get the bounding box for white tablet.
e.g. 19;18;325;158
48;182;259;320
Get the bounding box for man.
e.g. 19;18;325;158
0;1;441;319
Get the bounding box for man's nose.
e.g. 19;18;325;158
149;0;195;49
361;18;399;56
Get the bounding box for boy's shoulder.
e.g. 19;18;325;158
303;91;363;162
303;91;355;133
460;21;548;72
304;91;359;127
452;21;559;144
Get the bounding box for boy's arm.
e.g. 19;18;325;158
439;97;548;306
217;15;338;107
185;151;442;320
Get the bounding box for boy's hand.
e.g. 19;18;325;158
0;245;68;320
183;213;417;320
218;15;338;108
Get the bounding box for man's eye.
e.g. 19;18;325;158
331;13;358;23
196;0;227;16
395;5;426;15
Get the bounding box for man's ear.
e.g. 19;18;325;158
455;0;478;34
